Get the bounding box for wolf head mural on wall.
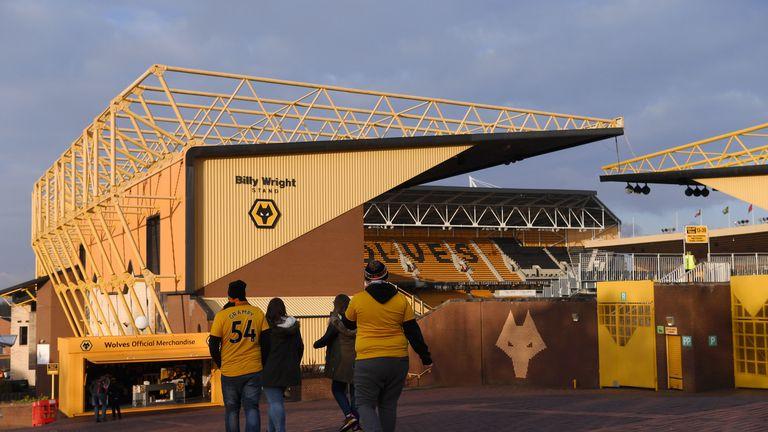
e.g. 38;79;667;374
495;310;546;378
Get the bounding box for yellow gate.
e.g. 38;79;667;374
666;335;683;390
732;275;768;389
597;281;657;389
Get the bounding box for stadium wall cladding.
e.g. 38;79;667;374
408;288;735;392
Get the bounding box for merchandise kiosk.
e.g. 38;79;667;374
58;333;221;417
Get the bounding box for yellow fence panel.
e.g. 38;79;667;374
597;280;657;389
732;275;768;388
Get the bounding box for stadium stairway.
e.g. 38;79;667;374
477;240;523;282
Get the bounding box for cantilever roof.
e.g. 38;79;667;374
366;185;620;228
33;64;623;242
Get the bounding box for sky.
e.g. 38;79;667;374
1;0;767;285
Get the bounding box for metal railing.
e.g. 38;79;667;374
546;251;768;297
710;254;768;276
658;262;731;283
579;252;683;282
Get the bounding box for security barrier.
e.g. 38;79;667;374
31;399;58;426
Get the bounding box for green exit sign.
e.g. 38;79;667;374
682;336;693;348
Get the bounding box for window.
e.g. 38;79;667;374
146;215;160;274
19;326;28;346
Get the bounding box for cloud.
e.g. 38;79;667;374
1;1;768;283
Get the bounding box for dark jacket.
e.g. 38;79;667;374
261;316;304;388
313;313;356;383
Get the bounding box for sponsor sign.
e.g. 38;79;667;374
685;225;708;243
47;363;59;375
493;289;538;298
665;326;678;335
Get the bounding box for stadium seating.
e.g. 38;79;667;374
494;238;559;269
473;239;523;282
399;240;470;282
364;233;572;287
547;247;570;266
364;240;414;282
445;240;499;282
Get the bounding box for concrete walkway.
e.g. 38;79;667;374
24;386;768;431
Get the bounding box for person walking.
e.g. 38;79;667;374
314;294;359;432
89;375;108;422
261;298;304;432
344;260;432;432
209;280;270;432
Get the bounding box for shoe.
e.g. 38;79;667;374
339;415;358;432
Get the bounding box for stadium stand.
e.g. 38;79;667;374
494;238;559;269
360;186;620;305
445;240;500;282
546;246;570;267
363;240;414;283
400;240;470;282
473;239;523;282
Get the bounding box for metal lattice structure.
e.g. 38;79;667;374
31;64;622;337
365;186;619;230
603;121;768;175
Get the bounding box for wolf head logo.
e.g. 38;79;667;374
495;310;546;378
249;198;281;228
255;204;273;225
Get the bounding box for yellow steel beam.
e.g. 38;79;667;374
603;121;768;175
33;64;621;243
30;64;622;334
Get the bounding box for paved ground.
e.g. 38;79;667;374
21;386;768;431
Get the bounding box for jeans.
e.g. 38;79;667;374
331;380;358;418
92;393;107;420
263;386;286;432
354;357;409;432
221;372;262;432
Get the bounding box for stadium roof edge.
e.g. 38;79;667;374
600;164;768;186
584;222;768;248
397;185;599;196
186;127;624;189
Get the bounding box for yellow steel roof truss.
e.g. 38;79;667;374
31;64;620;334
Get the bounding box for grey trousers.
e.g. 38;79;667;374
353;357;409;432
